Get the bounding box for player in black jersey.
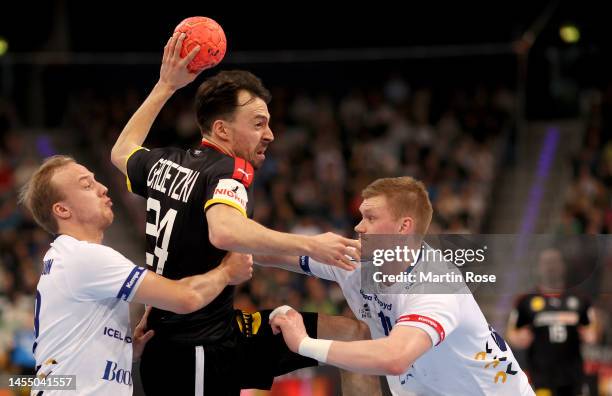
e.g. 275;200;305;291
111;32;380;395
506;248;600;396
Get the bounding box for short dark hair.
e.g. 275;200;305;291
195;70;271;135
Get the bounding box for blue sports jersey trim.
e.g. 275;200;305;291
117;267;146;301
299;256;312;275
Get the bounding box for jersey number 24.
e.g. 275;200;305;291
146;198;177;276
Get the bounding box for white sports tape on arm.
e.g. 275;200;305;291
298;337;333;363
269;305;294;321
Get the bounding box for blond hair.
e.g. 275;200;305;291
19;155;75;234
362;176;433;234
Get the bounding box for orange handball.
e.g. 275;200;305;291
174;17;227;73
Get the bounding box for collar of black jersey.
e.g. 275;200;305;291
200;138;255;188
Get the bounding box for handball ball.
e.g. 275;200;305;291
174;17;227;73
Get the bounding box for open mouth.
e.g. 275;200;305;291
256;148;267;159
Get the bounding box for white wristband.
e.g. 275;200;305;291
298;337;332;363
269;305;294;321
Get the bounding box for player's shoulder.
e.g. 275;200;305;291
45;236;92;272
151;146;187;160
132;146;184;161
57;235;121;264
393;287;464;315
564;289;590;300
203;152;255;188
564;290;592;308
512;292;552;315
201;149;234;169
50;234;89;256
408;254;470;295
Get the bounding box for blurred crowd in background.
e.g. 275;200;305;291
559;89;612;236
62;76;513;316
0;72;610;382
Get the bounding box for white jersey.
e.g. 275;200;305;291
300;252;534;396
33;235;148;395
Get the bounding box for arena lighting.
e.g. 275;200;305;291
559;23;580;43
0;37;8;56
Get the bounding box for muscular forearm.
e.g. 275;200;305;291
326;339;400;376
222;217;310;255
209;204;358;270
292;327;430;376
208;207;313;256
178;267;230;310
254;254;302;273
133;266;229;314
111;82;175;175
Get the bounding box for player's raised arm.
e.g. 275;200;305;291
111;33;201;176
207;204;359;270
270;308;431;376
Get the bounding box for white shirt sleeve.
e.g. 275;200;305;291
394;293;461;346
62;243;148;302
299;256;340;282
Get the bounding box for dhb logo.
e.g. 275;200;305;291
102;360;132;386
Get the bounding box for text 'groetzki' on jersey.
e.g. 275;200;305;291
145;158;201;203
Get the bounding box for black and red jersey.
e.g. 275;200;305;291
126;142;255;344
512;291;591;388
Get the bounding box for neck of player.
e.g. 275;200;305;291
538;279;565;293
202;137;235;157
59;223;105;244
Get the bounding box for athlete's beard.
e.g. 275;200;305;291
253;144;269;169
252;156;263;169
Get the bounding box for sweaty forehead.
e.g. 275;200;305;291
52;163;90;186
360;195;388;212
236;91;269;118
